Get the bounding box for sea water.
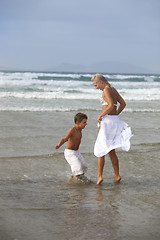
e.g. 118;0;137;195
0;71;160;112
0;71;160;240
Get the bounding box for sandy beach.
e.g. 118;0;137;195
1;0;160;237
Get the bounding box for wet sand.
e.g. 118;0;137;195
0;111;160;240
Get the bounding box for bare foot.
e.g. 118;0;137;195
97;177;103;184
114;175;121;183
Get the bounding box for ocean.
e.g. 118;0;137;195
0;71;160;112
0;71;160;240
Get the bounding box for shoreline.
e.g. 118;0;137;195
0;110;160;240
0;110;159;158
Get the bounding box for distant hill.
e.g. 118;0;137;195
50;61;152;74
0;61;158;74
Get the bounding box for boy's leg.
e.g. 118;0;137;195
108;149;121;182
97;156;105;184
77;151;88;173
64;149;83;176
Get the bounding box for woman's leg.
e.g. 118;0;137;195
108;149;121;182
97;156;105;184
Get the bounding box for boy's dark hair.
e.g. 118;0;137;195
74;112;88;123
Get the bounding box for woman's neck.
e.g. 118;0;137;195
102;83;108;90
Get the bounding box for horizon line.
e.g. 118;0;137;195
0;69;159;75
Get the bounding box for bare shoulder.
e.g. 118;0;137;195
112;87;119;95
69;126;76;134
103;85;112;95
65;126;75;138
104;85;110;91
112;87;125;103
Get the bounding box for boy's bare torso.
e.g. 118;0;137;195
66;126;82;150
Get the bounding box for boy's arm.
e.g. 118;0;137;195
54;128;73;150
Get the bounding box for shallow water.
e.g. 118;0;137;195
0;157;159;240
0;111;160;239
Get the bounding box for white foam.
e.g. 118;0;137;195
0;106;100;112
109;74;159;82
0;71;93;81
124;108;160;113
0;71;160;112
0;91;100;100
0;87;159;101
0;106;159;113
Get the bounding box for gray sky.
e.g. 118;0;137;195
0;0;160;73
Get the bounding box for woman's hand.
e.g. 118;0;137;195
97;115;102;124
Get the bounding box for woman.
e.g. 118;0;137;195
91;74;132;184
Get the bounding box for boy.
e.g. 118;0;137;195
55;112;88;178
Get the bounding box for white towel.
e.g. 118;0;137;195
94;115;132;157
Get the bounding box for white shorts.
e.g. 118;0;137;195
64;149;88;176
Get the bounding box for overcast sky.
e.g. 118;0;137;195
0;0;160;73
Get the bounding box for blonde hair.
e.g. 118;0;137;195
91;74;111;86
